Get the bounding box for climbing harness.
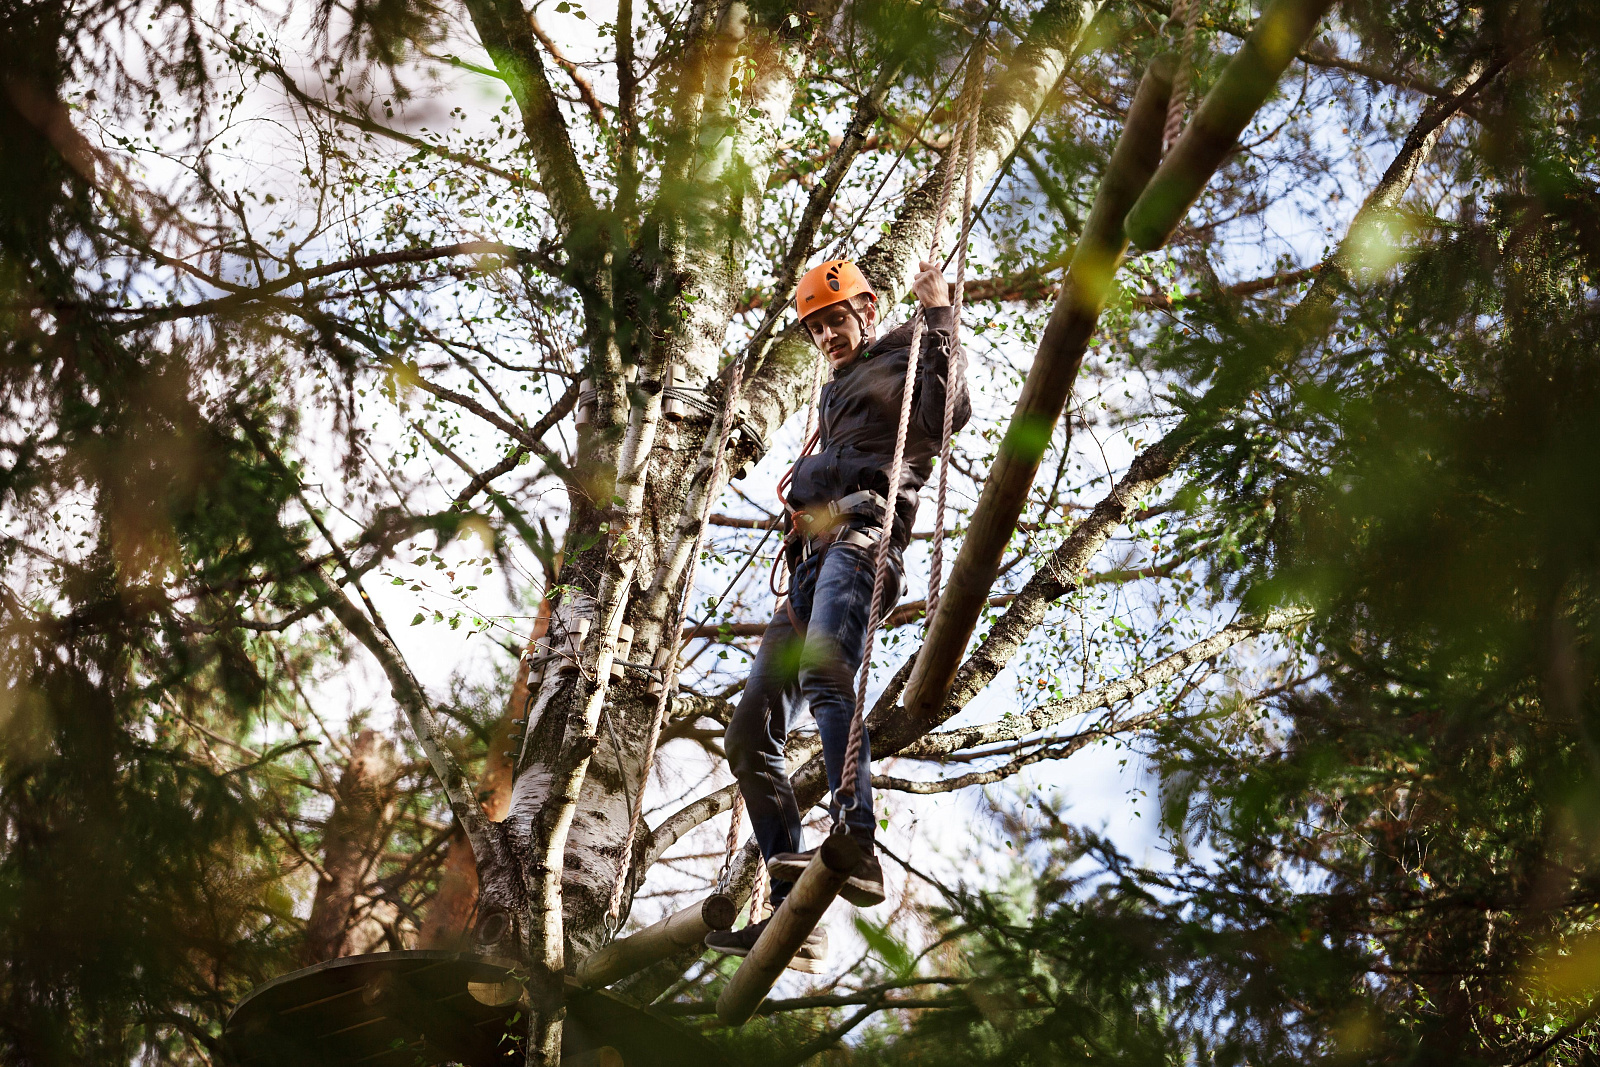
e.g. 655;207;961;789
837;34;987;828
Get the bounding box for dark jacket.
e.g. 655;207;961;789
786;304;971;550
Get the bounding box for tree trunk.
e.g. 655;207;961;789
418;605;550;950
302;728;402;963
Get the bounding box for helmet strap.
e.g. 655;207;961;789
804;296;877;360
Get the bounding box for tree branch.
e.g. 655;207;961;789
461;0;597;247
410;372;558;459
267;59;537;189
309;577;492;854
117;241;549;328
680;564;1176;641
661;980;965;1016
528;13;609;129
900;608;1308;762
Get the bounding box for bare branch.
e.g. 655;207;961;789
441;377;579;508
267;60;537;189
410;372;558;460
966;262;1320;307
117;241;549;329
901;608;1309;763
679;565;1177;642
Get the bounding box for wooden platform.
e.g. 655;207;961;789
225;951;731;1067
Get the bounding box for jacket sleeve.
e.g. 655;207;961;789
912;304;971;439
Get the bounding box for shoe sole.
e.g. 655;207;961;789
706;942;827;973
767;858;885;908
840;879;886;908
706;942;754;959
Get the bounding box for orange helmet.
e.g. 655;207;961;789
795;259;875;321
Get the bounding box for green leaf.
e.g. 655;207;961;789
854;916;915;979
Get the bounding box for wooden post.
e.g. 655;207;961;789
574;894;737;989
716;833;859;1026
898;58;1175;729
1123;0;1336;251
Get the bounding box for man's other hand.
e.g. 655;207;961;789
911;259;951;308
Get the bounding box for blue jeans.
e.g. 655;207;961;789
724;537;901;905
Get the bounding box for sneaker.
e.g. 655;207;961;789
766;848;886;908
704;917;830;973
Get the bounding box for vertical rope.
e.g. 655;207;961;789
1163;0;1200;155
772;357;829;599
717;790;745;893
803;355;825;446
747;865;767;925
926;52;985;624
839;43;986;823
606;360;747;929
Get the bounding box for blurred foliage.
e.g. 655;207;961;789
806;5;1600;1065
16;0;1600;1062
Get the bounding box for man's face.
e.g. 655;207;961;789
802;298;876;368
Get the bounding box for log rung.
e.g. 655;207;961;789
575;894;737;990
715;834;860;1026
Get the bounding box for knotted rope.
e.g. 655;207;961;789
717;789;745;894
1163;0;1201;154
838;40;987;829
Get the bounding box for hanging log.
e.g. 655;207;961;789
574;894;737;989
715;833;859;1026
1124;0;1337;251
898;57;1174;728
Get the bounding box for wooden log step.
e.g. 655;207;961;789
715;833;859;1026
576;894;737;989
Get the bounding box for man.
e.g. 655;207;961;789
706;257;970;971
